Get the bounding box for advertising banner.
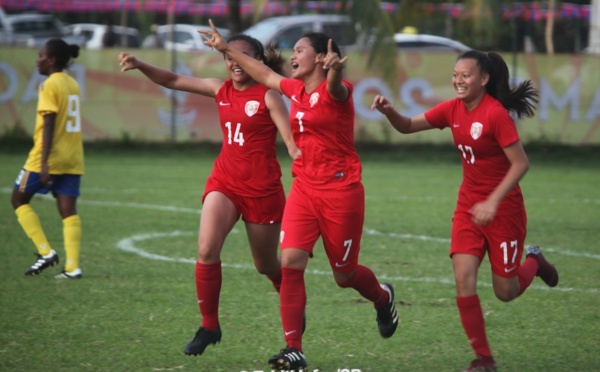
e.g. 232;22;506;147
1;47;599;144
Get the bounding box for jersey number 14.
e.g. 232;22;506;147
225;122;245;146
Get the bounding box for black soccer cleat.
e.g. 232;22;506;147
55;268;83;279
268;346;307;371
183;326;222;356
526;245;559;287
24;250;59;276
463;354;497;372
377;282;399;338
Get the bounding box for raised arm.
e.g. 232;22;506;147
321;39;349;101
371;95;434;133
201;20;284;93
118;52;222;97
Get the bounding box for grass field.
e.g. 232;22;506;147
0;143;599;372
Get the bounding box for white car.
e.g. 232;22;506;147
393;33;471;52
64;23;141;49
242;14;368;50
0;11;83;47
155;24;230;52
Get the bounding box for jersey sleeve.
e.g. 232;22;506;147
424;99;455;129
279;78;298;98
37;79;59;114
492;108;521;148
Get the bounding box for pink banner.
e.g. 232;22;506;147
0;1;591;19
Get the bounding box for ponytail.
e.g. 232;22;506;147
458;50;539;119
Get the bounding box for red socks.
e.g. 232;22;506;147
267;269;282;293
280;267;306;351
195;261;222;331
456;295;492;357
517;257;538;296
338;265;389;309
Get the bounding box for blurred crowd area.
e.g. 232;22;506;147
0;1;594;54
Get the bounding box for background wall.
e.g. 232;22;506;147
1;47;599;144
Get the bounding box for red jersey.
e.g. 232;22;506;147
212;80;283;197
279;78;361;189
424;93;523;215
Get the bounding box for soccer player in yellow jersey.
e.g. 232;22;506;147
11;38;84;279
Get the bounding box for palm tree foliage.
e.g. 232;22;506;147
237;0;398;82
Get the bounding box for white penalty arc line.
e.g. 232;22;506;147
2;187;599;261
2;187;597;290
2;187;597;261
116;231;600;294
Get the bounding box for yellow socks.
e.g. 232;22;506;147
63;215;81;272
16;205;82;273
15;204;52;256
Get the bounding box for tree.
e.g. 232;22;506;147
238;0;398;82
227;0;243;33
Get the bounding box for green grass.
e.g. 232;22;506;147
0;143;599;372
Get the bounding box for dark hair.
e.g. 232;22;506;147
227;34;285;75
301;32;342;76
457;50;539;119
45;38;80;70
301;32;341;58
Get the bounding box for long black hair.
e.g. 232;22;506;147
227;34;285;75
45;38;80;70
458;50;539;119
301;32;343;75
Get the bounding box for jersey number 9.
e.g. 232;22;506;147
66;94;81;133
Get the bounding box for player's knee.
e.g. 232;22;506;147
196;244;220;263
254;262;278;276
334;271;355;288
493;288;517;302
336;278;349;288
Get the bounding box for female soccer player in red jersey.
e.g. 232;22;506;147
119;34;299;357
202;20;399;371
12;38;85;280
372;50;559;372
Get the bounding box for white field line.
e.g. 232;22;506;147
1;188;597;292
116;231;599;294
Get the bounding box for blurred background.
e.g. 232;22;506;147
1;0;599;145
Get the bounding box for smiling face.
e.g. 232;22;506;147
289;37;319;80
225;39;260;86
452;57;489;110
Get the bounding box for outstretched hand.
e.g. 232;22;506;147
118;52;139;72
322;39;347;71
199;19;227;53
371;94;395;114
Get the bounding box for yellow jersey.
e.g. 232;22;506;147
24;71;84;175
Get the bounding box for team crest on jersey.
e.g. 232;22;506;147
245;100;260;117
470;122;483;140
309;93;320;107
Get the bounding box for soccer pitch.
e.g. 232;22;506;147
0;143;598;372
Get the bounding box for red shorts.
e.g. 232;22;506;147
202;175;285;224
451;209;527;278
281;180;365;273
